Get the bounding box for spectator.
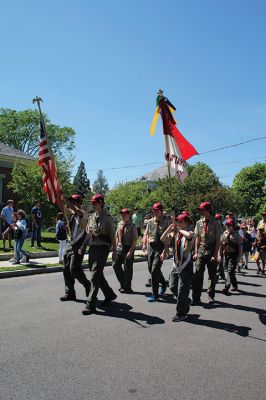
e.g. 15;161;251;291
132;209;143;237
1;199;14;250
239;224;252;270
56;212;67;265
10;209;30;265
254;228;266;275
31;200;42;248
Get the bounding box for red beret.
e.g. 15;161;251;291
182;210;190;216
225;218;235;226
215;213;223;220
151;202;163;211
120;208;130;215
69;194;82;202
198;202;211;211
262;211;266;216
176;213;192;224
90;194;104;203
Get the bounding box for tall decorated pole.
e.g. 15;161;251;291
32;96;72;238
150;90;198;210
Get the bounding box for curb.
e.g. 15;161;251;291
0;251;58;261
0;257;148;279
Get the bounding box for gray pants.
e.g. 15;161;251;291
169;261;193;315
224;253;238;289
63;240;91;296
148;247;166;296
192;250;217;301
113;245;134;290
87;245;115;308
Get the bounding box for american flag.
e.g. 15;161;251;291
39;120;64;208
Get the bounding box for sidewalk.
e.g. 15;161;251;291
0;249;146;269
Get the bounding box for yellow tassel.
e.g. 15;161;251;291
150;107;160;136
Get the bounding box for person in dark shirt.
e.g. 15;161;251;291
31;200;42;248
239;224;252;270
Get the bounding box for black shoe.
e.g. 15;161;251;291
124;288;134;294
231;287;238;291
25;254;30;263
145;279;152;288
172;314;187;322
60;294;76;301
190;299;201;306
207;296;215;304
82;306;96;315
85;284;91;297
186;298;191;314
222;288;230;296
101;293;117;307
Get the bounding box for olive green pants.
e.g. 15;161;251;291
192;251;217;301
63;240;91;296
87;245;115;308
113;245;134;291
148;247;166;296
169;261;193;315
224;253;238;289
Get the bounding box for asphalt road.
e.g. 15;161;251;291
0;260;265;400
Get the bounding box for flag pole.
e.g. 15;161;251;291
32;96;72;240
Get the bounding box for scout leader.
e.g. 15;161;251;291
113;208;138;293
161;213;195;322
79;194;117;315
60;194;91;302
192;202;221;305
142;202;171;302
219;218;242;295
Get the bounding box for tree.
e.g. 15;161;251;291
93;169;109;194
105;162;236;220
232;162;266;218
9;159;74;227
0;108;75;158
73;161;91;197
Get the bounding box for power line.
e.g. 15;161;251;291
87;136;266;171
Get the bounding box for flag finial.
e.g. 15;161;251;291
32;96;43;105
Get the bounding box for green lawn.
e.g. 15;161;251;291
0;231;59;254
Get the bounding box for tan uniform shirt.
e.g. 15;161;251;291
221;230;242;253
145;216;171;245
116;221;138;247
87;210;116;246
195;216;221;251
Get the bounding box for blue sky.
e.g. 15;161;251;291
1;0;265;187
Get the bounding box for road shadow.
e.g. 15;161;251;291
202;300;266;326
236;281;262;287
96;302;165;327
216;289;266;299
186;314;251;337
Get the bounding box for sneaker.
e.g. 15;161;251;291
59;260;64;265
222;288;230;296
12;261;20;265
147;295;159;302
82;306;96;315
145;279;152;288
172;314;187;322
21;256;26;262
207;296;215;304
59;294;76;301
231;287;238;291
9;257;15;263
256;271;260;275
101;293;117;307
159;282;167;295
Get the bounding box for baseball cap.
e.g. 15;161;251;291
198;202;211;211
214;213;223;220
120;208;130;215
90;194;104;203
225;218;235;226
182;210;190;216
151;202;163;211
68;194;82;202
